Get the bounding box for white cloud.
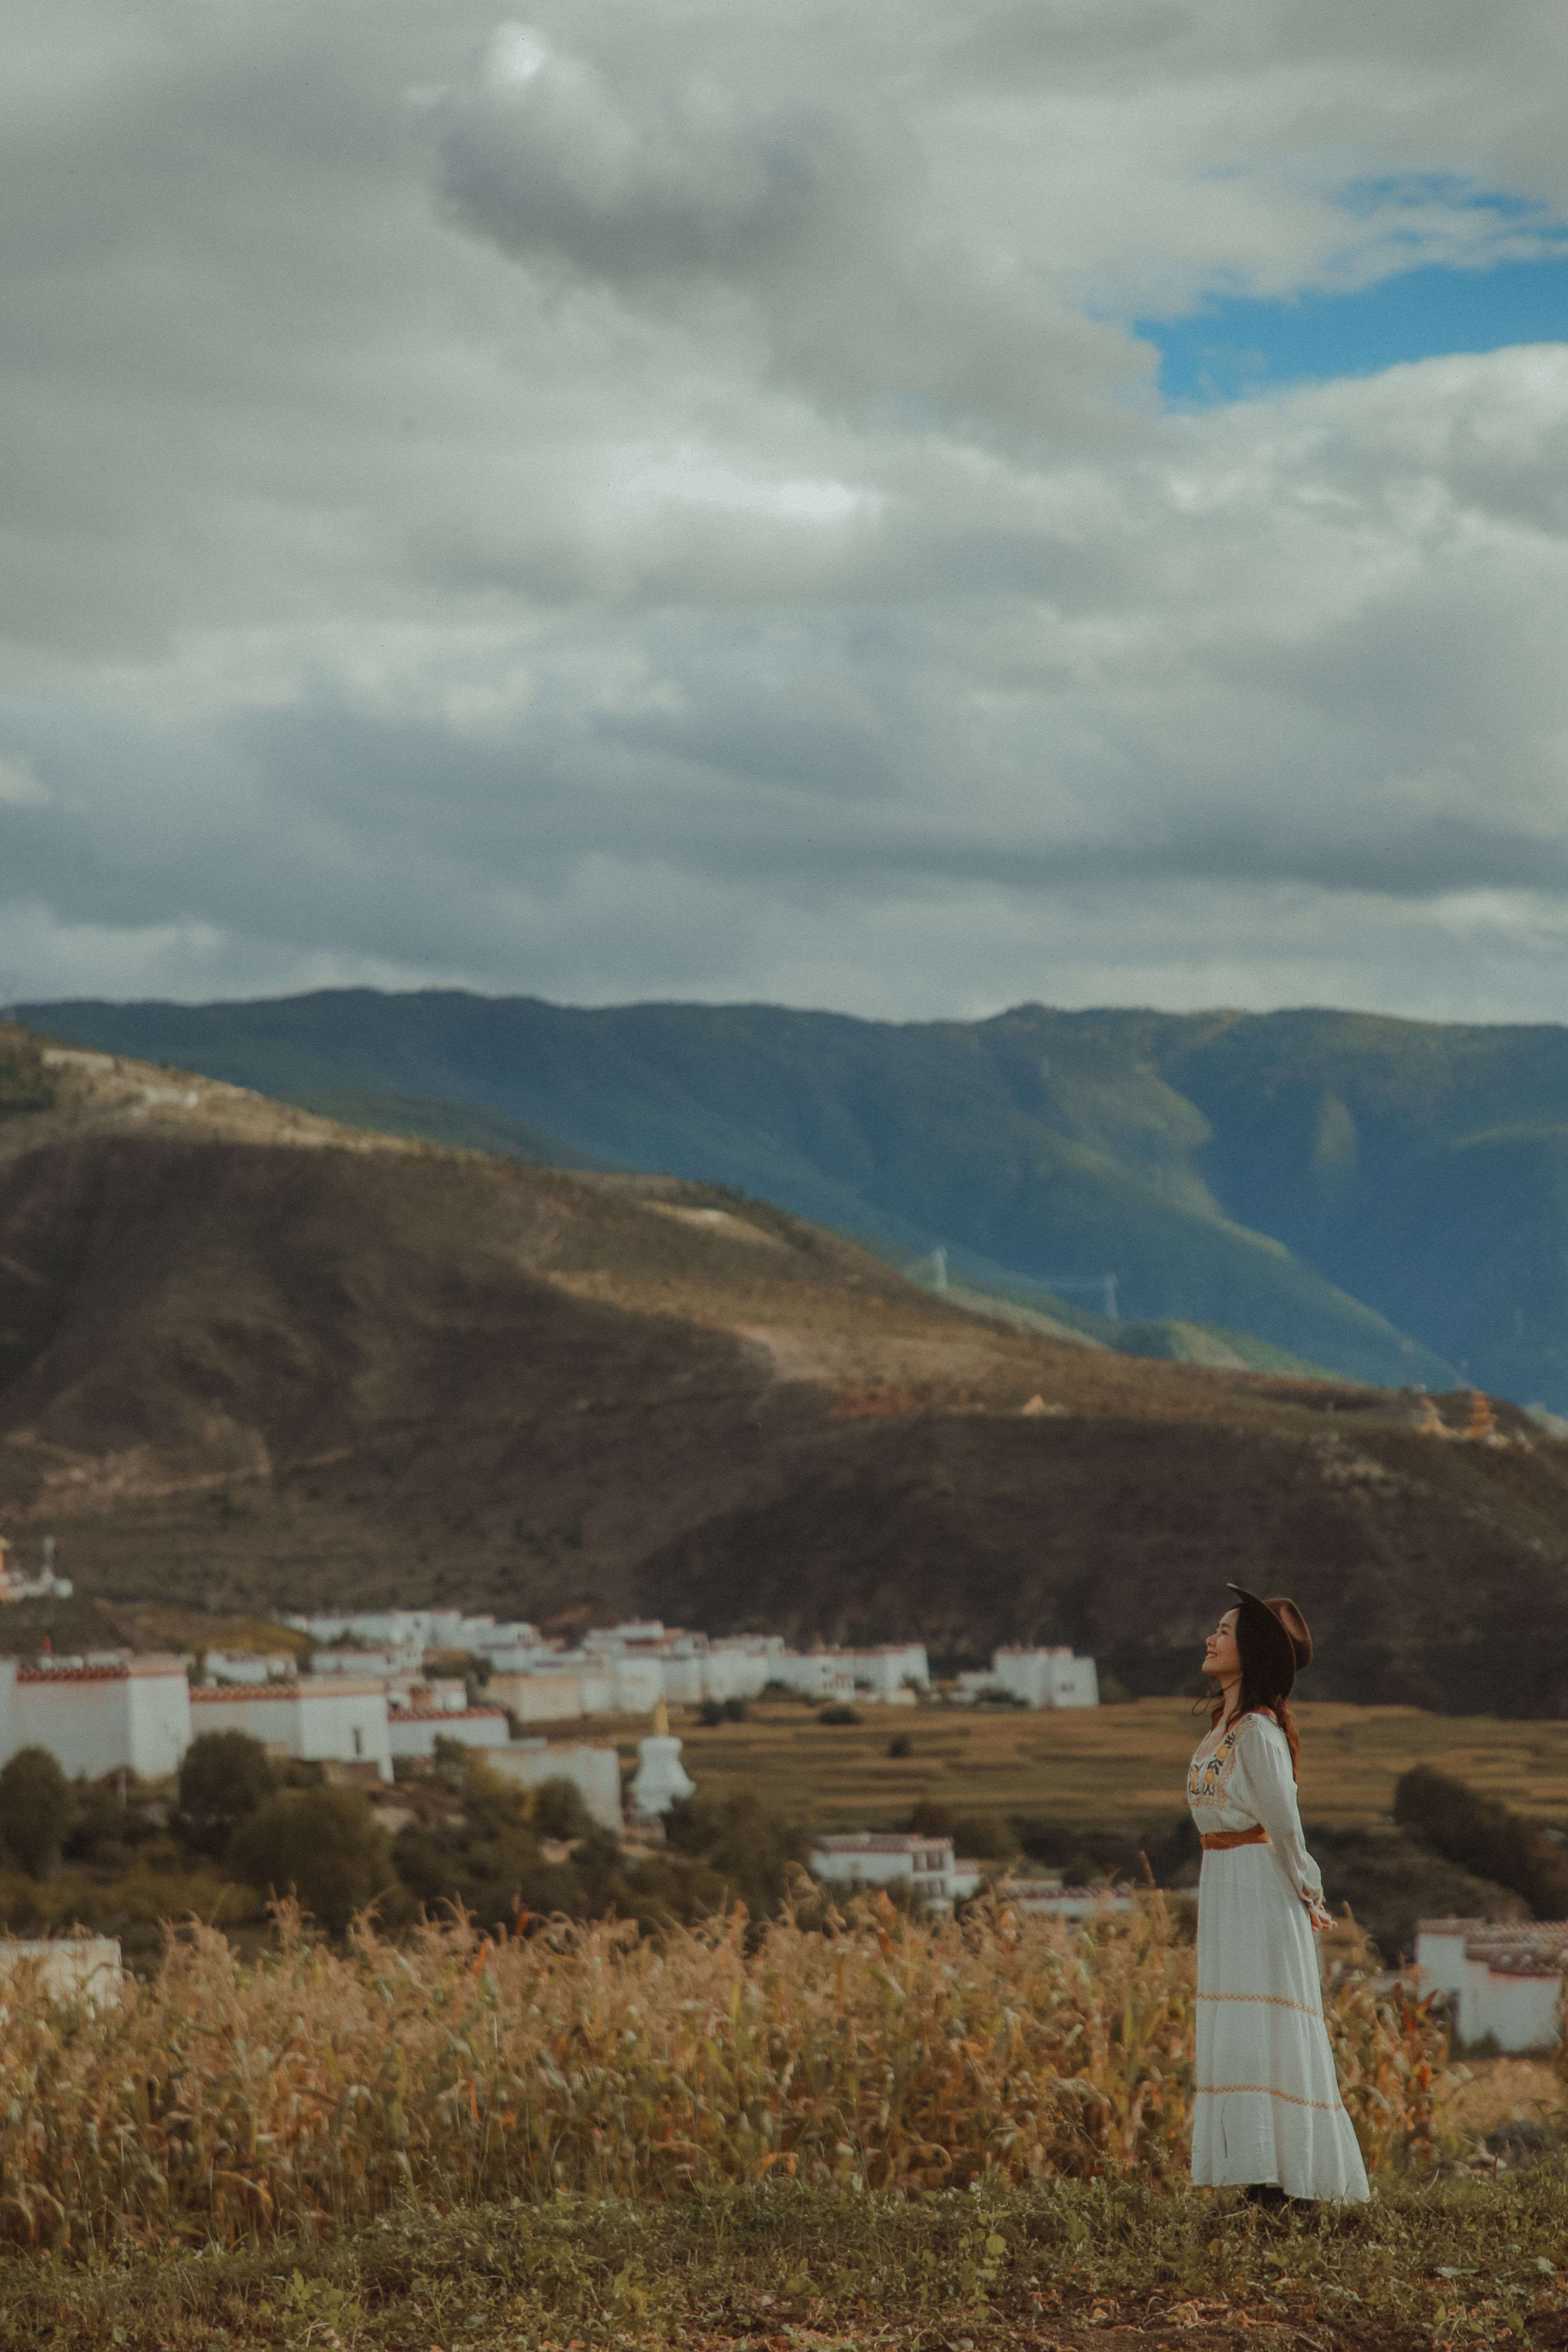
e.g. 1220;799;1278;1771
486;23;549;89
0;752;49;808
2;0;1568;1022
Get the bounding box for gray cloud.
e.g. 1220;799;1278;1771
440;35;894;287
4;1;1568;1026
436;24;1136;442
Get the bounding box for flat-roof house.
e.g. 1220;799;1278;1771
478;1739;624;1833
1416;1917;1568;2051
809;1832;977;1911
0;1654;191;1779
956;1648;1099;1709
386;1704;511;1759
190;1678;393;1782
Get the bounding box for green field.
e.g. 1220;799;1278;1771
608;1697;1568;1835
5;2177;1568;2349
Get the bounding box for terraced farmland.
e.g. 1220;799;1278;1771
620;1697;1568;1836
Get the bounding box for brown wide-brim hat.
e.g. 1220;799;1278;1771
1226;1584;1312;1700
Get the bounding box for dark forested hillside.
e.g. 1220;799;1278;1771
23;989;1568;1404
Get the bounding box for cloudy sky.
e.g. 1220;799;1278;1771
4;0;1568;1022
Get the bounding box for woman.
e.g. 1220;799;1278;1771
1188;1584;1369;2205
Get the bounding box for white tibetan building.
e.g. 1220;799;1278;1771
190;1677;394;1782
1416;1917;1568;2051
956;1647;1099;1709
0;1654;191;1779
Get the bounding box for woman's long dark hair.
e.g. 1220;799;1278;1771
1210;1606;1301;1779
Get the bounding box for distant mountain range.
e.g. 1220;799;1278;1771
18;989;1568;1405
5;1019;1568;1716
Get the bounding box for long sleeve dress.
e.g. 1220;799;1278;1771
1187;1710;1369;2202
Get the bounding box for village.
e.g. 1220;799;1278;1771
0;1557;1139;1948
0;1560;1563;2054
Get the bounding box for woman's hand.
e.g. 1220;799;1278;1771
1304;1891;1333;1935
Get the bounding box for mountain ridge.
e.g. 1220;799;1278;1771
3;1022;1568;1713
24;986;1568;1400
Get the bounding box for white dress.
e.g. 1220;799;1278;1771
1188;1711;1369;2202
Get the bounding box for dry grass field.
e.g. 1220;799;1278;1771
1;1895;1560;2351
633;1697;1568;1835
0;1895;1448;2258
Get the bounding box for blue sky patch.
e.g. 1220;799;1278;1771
1140;253;1568;407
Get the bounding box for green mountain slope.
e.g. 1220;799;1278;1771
27;989;1553;1396
280;1085;609;1169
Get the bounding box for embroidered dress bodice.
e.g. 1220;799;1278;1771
1187;1712;1323;1907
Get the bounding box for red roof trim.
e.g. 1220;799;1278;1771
18;1666;132;1685
191;1681;385;1703
390;1707;510;1723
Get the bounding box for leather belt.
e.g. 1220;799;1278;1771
1201;1825;1271;1852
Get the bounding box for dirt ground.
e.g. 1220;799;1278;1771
1448;2055;1564;2143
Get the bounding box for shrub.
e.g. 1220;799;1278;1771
61;1773;171;1870
1313;1820;1529;1962
818;1704;860;1726
393;1764;561;1932
0;1027;54;1119
1015;1816;1209;1893
887;1733;913;1758
175;1730;276;1857
908;1798;954;1837
229;1785;394;1935
391;1763;768;1936
62;1777;136;1868
1393;1766;1568;1918
663;1790;809;1914
0;1747;70;1877
431;1733;474;1787
532;1775;594;1842
950;1810;1019;1861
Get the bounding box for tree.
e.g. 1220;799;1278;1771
0;1747;71;1877
392;1757;563;1932
228;1785;393;1934
533;1776;594;1841
908;1798;954;1838
1393;1766;1568;1919
63;1774;164;1867
698;1697;749;1725
177;1730;276;1857
0;1027;55;1119
663;1791;809;1915
951;1811;1019;1861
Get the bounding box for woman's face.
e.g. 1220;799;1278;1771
1204;1607;1241;1682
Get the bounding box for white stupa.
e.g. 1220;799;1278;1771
631;1698;695;1819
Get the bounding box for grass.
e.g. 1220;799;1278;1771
658;1698;1568;1837
0;1857;1557;2346
3;2174;1568;2347
0;1893;1446;2259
